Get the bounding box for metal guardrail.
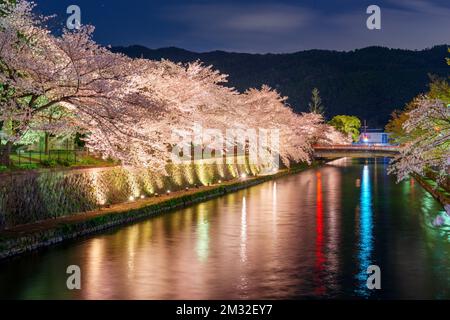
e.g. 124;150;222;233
314;145;399;152
12;149;89;166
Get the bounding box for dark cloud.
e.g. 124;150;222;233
35;0;450;52
165;4;315;33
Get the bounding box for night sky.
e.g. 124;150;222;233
35;0;450;53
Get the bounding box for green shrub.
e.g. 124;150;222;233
41;159;58;167
16;163;39;170
0;165;8;172
56;159;75;167
77;158;96;165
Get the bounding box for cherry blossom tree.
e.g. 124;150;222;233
0;1;165;168
316;123;352;146
242;85;324;166
388;96;450;183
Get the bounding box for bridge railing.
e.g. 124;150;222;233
313;144;399;152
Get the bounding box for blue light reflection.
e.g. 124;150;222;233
356;165;374;297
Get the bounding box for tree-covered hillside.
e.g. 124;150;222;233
113;45;449;127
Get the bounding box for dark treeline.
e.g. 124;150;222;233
113;45;449;128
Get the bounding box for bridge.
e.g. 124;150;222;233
313;145;400;158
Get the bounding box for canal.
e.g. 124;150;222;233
0;158;448;299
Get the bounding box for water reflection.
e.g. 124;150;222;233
0;159;448;300
85;239;105;299
356;165;374;297
239;196;248;296
314;172;326;295
196;207;210;262
240;196;247;263
324;166;341;292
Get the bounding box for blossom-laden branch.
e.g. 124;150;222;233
388;97;450;183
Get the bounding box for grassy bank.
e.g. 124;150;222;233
0;162;317;260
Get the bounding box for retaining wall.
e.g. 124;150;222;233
0;159;262;230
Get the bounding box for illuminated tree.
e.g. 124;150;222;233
329;115;361;142
388;97;449;183
317;124;352;145
0;1;162;168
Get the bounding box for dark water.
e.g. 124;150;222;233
0;158;449;300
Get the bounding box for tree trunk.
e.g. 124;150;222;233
0;141;12;166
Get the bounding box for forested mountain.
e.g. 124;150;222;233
113;45;449;127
